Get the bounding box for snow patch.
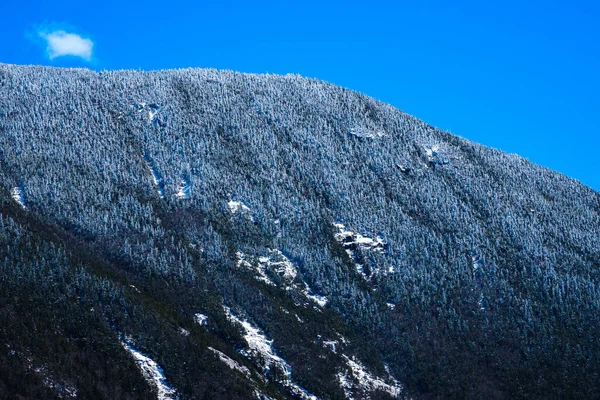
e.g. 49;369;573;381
349;126;386;139
148;104;160;124
228;200;251;214
340;355;403;399
134;102;160;124
194;313;208;326
120;340;178;400
472;255;482;272
208;347;251;377
303;283;329;307
386;303;396;310
11;187;26;209
224;307;317;399
176;176;191;199
179;327;190;337
261;250;328;307
322;340;338;353
423;144;449;165
228;200;254;221
396;162;411;173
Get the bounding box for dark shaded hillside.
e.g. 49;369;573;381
0;63;599;399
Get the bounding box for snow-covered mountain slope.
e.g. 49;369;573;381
0;63;599;399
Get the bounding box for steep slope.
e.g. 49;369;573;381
0;63;598;399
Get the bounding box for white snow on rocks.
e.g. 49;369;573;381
423;144;450;166
334;223;386;279
208;347;251;377
259;249;297;281
134;102;160;124
223;307;318;400
120;340;178;400
334;224;385;253
425;145;439;162
148;105;160;124
339;355;403;399
236;250;329;307
228;200;255;221
236;251;276;286
228;200;251;214
179;327;190;337
263;251;328;307
11;187;26;209
302;283;329;307
194;313;208;326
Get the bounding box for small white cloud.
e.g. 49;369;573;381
39;30;93;61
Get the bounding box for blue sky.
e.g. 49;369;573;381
1;0;599;190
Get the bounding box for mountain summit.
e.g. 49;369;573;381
0;63;598;399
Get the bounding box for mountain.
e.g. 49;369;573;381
0;63;598;400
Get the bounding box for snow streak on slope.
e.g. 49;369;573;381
208;347;251;377
121;341;178;400
11;186;26;209
236;250;328;307
338;355;403;399
224;307;318;399
144;156;164;199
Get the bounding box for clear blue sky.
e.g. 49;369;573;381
1;0;599;190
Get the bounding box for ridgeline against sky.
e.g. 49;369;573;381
1;0;598;190
0;63;598;399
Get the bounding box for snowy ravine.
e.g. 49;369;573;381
223;307;318;400
338;355;403;399
120;340;178;400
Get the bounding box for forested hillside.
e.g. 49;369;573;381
0;63;598;399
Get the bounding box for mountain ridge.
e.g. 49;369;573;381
0;63;599;399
